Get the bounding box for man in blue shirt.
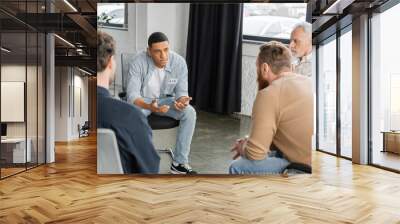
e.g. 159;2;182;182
126;32;197;174
97;31;160;174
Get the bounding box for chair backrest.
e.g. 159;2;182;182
97;128;124;174
82;121;90;129
120;52;137;93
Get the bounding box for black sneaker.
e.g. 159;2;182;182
170;162;197;174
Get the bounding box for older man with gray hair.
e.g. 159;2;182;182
289;22;312;77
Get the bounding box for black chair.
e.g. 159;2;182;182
78;121;90;138
118;92;127;101
146;114;179;150
147;114;179;130
147;114;180;172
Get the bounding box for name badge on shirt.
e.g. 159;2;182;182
168;78;178;85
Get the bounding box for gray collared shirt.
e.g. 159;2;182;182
294;53;312;77
126;50;188;104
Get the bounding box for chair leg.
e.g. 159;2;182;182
167;148;174;160
157;148;174;159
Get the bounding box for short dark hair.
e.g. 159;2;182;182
148;32;168;48
97;31;115;73
258;41;292;74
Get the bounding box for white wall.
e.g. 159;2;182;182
71;74;89;138
54;67;89;141
1;65;27;138
99;3;190;97
240;43;260;116
1;65;38;135
55;67;69;141
1;64;47;164
98;4;137;95
146;3;190;58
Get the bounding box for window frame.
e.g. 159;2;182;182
368;0;400;173
97;3;128;30
242;3;307;43
242;35;289;44
315;24;353;161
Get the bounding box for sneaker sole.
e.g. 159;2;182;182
170;166;188;174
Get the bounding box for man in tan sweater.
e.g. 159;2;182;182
229;41;313;174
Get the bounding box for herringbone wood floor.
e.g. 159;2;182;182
1;135;400;224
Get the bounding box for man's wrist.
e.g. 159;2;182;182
240;138;248;157
145;102;156;112
149;105;158;113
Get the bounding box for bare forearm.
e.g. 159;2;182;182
134;98;152;111
134;98;169;114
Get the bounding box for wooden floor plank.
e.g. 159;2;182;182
0;135;399;223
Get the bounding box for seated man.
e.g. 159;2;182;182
97;31;160;174
229;41;313;174
126;32;197;174
289;22;312;77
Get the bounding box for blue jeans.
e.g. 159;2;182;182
229;150;290;175
139;97;196;164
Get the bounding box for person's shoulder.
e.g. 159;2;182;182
134;50;146;57
277;73;311;84
129;51;147;66
261;78;283;93
258;84;279;99
117;100;143;117
101;95;143;117
132;50;147;61
169;51;186;65
279;74;313;95
285;73;312;86
258;75;301;98
291;73;311;80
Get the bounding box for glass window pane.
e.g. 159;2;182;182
0;0;46;179
97;3;127;28
243;3;306;39
1;31;28;177
38;33;45;165
27;31;38;169
371;3;400;171
340;29;352;158
318;38;337;154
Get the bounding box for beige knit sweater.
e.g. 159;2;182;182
244;73;314;166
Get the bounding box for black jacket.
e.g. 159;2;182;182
97;86;160;174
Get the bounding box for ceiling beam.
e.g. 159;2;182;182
55;55;96;71
66;13;96;46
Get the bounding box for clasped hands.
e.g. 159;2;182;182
231;136;248;160
150;96;192;113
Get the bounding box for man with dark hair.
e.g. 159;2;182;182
229;41;313;174
126;32;197;174
97;31;160;174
